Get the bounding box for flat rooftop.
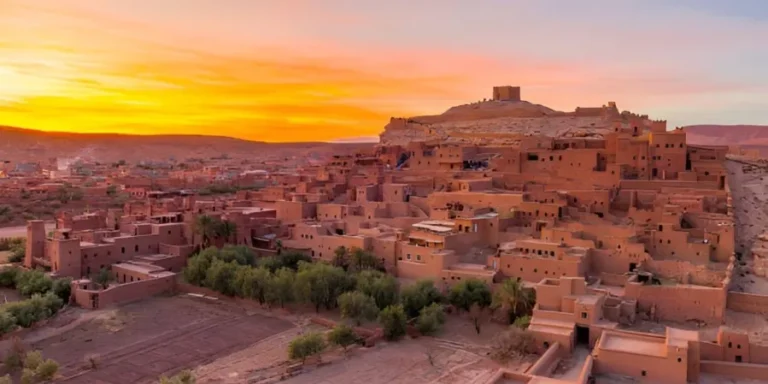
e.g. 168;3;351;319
600;332;667;357
113;262;166;274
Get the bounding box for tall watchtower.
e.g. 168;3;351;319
492;86;521;101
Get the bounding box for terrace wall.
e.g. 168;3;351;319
72;274;175;309
726;292;768;314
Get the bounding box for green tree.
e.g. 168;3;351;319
218;245;254;266
356;270;398;310
215;220;237;244
378;304;407;341
349;248;382;272
234;266;270;303
288;332;326;363
257;256;282;273
183;251;214;285
401;279;443;318
338;291;379;326
106;185;117;197
204;258;239;295
15;269;52;297
416;303;445;336
193;215;219;248
492;279;535;324
279;251;312;271
93;268;110;288
327;324;359;353
332;246;349;269
265;268;295;307
448;279;492;334
448;279;492;312
294;263;352;312
51;277;72;302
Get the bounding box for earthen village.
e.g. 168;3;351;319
2;87;768;383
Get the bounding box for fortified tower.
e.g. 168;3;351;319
492;86;521;101
25;220;46;268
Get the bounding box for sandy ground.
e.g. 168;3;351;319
726;159;768;256
0;222;55;238
725;159;768;299
15;295;294;384
551;346;590;381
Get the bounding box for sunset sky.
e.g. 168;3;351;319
2;0;768;142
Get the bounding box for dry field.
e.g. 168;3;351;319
18;295;294;384
193;309;530;384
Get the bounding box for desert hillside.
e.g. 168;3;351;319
0;126;371;163
684;125;768;146
379;98;615;146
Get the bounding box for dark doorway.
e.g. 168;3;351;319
735;355;742;363
652;168;658;178
575;326;590;345
719;176;725;189
629;263;637;272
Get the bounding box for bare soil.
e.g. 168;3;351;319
22;295;293;384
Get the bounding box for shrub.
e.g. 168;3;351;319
159;370;196;384
15;269;52;297
490;327;535;362
0;374;11;384
4;337;26;371
51;277;72;302
0;267;20;288
288;332;326;362
23;350;43;370
35;359;59;381
513;315;531;330
0;310;17;335
378;304;407;341
327;324;360;352
20;368;35;384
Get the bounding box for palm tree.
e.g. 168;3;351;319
193;215;218;248
492;279;535;324
216;220;237;244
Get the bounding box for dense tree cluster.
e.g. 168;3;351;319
0;267;71;336
186;245;537;360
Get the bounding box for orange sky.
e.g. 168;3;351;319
2;0;767;142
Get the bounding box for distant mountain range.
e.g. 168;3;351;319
0;126;372;163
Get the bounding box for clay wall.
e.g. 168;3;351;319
624;280;726;323
700;361;768;381
646;259;725;287
72;273;175;309
726;292;768;314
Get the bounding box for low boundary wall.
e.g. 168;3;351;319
700;361;768;381
727;291;768;314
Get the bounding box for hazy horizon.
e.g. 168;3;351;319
2;0;768;142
